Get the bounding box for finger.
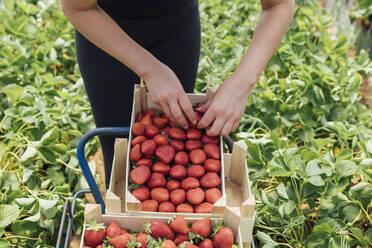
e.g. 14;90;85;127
197;109;216;129
206;116;225;137
169;98;189;129
231;121;240;132
196;99;211;113
220;120;234;136
178;94;197;125
160;102;175;123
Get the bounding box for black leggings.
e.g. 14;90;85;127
75;0;200;187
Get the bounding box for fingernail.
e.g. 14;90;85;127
184;125;189;130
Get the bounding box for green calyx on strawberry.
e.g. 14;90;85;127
126;237;142;248
188;232;204;243
84;219;106;247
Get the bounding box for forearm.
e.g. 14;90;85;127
231;0;295;90
61;0;159;78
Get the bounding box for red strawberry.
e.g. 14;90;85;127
151;187;170;202
136;112;144;122
204;144;220;159
187;165;205;178
158;201;176;212
152;161;171;175
177;242;198;248
149;220;173;239
132;187;150;201
109;232;134;248
84;221;106;247
186;188;204;205
132;122;145;136
130;166;150;184
166;180;181;191
168;128;186;140
130;144;142;161
190;112;202;128
200;172;221;188
204;159;221;173
136;158;152;167
195;202;212;213
185;140;202;151
131;135;146;146
213;227;234;248
169;119;177;128
195;103;205;113
106;221;123;238
170;140;185;151
156;145;175;164
201;135;219;145
153;117;169;128
186;129;202;139
191;218;211;238
153;134;168;145
169;216;190;234
174;151;189;166
169;165;187;180
145;124;160;138
170;188;186;205
199;239;213;248
142;200;158;211
147;172;166;188
205;187;222;204
163;239;177;248
174;233;190;245
181;177;200;190
176;204;194;213
189;149;206;164
141;139;157;155
141;114;152;126
162;126;171;135
136;232;147;248
146;109;156;117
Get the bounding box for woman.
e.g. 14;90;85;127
61;0;294;186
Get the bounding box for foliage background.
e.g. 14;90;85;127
0;0;371;247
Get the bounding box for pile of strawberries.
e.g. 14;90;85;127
129;104;222;213
84;216;236;248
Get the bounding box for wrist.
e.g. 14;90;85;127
228;70;257;95
137;56;163;82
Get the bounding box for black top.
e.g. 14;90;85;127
98;0;189;18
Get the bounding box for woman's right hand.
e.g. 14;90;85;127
142;63;197;129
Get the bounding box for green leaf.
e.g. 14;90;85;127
342;205;360;223
277;183;288;199
0;239;10;248
11;220;40;238
0;205;20;228
365;228;372;244
2;84;24;102
19;146;37;163
283;200;296;215
308;175;325;186
40;127;59;145
336;160;357;177
305;160;323;176
257;231;277;247
37;147;56;163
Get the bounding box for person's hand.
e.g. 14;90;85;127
197;76;254;136
142;62;196;129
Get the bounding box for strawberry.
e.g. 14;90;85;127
152;161;171;175
130;165;150;184
153;117;169;129
145;124;160;138
199;239;213;248
159;201;176;212
169;165;187;180
168;128;186;140
146;109;156;117
129;144;142;161
84;220;106;247
169;119;177;128
169;216;190;234
141;139;157;155
204;159;221;173
189;149;207;164
136;112;144;122
174;233;190;245
174;151;189;166
186;129;202;140
132;122;145;136
136;158;152;167
163;239;177;248
177;242;198;248
106;220;123;238
156;145;175;164
170;140;185;151
109;232;134;248
195;202;212;213
141;114;152;126
185;140;202;151
132;187;150;201
181;177;200;190
186;188;205;205
176;204;194;213
136;232;148;248
147;172;166;188
162;126;171;135
190;112;202;128
131;135;146;146
213;227;234;248
191;218;211;238
195;103;205;113
201;135;219;145
187;165;205;178
153;134;169;145
205;187;222;204
170;188;186;205
148;220;173;239
200;172;221;188
151;187;169;202
142;199;158;211
166;180;181;191
204;144;220;159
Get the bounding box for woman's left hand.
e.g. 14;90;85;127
197;75;254;136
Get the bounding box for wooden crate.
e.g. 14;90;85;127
81;203;250;248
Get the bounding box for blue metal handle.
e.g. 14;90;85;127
77;127;130;214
